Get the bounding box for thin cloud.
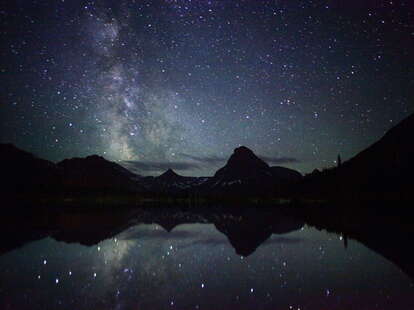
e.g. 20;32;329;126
180;153;299;165
179;153;226;165
121;160;201;173
121;153;300;175
176;236;304;251
119;229;196;240
263;236;304;245
259;156;300;165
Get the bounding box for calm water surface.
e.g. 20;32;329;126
0;216;413;309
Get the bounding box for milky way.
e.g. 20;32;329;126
1;1;413;175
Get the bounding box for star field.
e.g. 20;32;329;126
1;1;413;175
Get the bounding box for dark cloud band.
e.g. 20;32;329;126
121;160;201;173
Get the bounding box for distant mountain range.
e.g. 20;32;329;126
0;142;304;198
140;168;209;194
1;112;413;202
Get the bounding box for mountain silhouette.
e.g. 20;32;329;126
157;168;184;181
5;109;412;205
269;166;303;183
340;112;414;200
215;146;271;180
57;155;143;193
343;113;413;177
141;169;209;194
202;146;302;196
299;112;414;202
0;143;60;195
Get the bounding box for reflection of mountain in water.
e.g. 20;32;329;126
0;207;303;258
2;206;414;281
213;211;303;256
300;206;414;280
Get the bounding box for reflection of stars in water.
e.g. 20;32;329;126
3;223;414;309
94;238;137;286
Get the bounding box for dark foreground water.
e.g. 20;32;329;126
0;208;413;309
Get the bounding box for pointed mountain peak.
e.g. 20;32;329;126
226;146;269;169
86;154;105;161
230;146;263;163
214;146;270;179
234;146;254;154
159;168;181;179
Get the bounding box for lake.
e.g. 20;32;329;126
0;207;413;309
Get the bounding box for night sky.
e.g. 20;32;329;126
1;1;413;176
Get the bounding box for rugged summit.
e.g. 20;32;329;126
141;169;209;194
202;146;302;195
157;168;183;181
214;146;271;181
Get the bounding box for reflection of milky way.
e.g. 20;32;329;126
99;238;135;273
1;224;413;309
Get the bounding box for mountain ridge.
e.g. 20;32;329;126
297;112;414;201
2;112;412;202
